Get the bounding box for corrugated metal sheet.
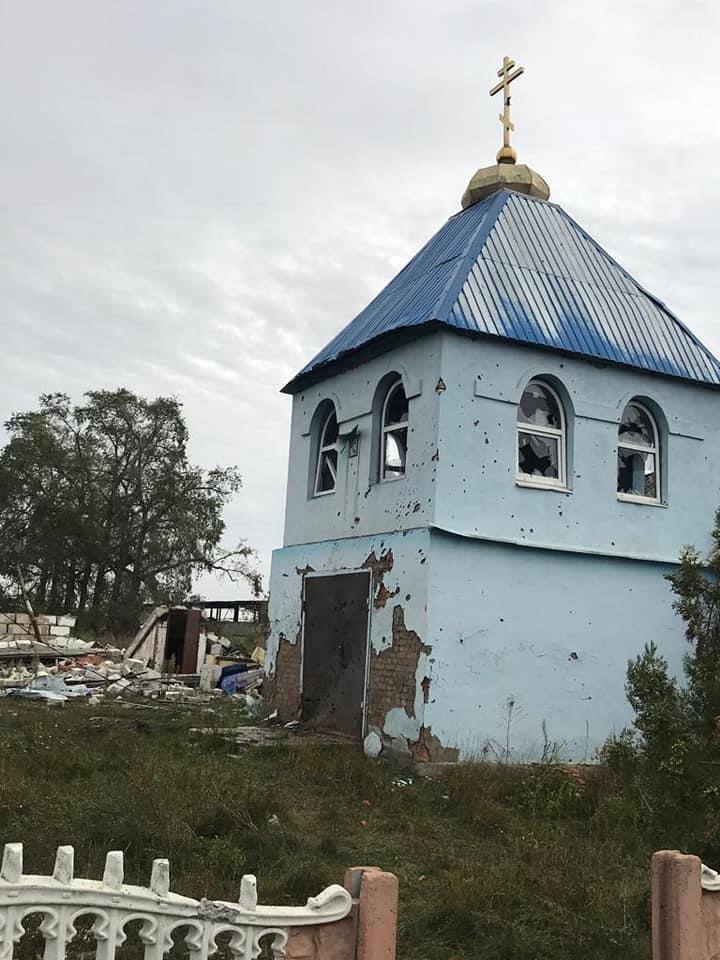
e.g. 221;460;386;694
285;190;720;391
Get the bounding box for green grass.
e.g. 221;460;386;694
0;701;652;959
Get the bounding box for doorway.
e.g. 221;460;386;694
301;571;371;738
164;608;201;674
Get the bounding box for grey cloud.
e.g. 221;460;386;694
2;0;720;595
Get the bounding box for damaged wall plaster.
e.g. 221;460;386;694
266;530;431;749
282;336;442;550
424;529;687;761
366;605;431;733
436;334;717;563
268;331;716;761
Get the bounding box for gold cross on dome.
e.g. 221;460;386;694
489;55;524;163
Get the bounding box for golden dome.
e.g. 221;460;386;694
461;161;550;209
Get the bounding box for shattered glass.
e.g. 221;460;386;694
619;404;655;447
385;383;408;426
518;382;561;428
617;448;657;499
517;431;559;479
383;428;407;478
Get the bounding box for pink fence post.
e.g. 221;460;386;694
350;867;398;960
652;850;704;960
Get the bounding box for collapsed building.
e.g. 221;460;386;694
0;612;89;660
126;601;267;673
265;74;720;762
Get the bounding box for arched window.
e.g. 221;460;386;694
381;379;408;480
617;401;660;502
516;380;566;487
314;407;338;495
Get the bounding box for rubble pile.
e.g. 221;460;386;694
0;612;94;658
0;609;266;708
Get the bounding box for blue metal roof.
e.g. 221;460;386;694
285;189;720;391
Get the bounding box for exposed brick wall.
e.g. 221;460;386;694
409;725;460;763
267;632;302;720
367;605;431;730
0;612;76;642
270;549;442;758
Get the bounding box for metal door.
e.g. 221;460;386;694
301;571;370;737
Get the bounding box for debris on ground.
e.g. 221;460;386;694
0;608;266;710
5;674;91;703
189;723;350;751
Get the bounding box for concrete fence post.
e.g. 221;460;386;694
345;866;398;960
284;866;399;959
652;850;704;960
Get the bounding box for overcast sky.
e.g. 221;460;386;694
2;0;719;598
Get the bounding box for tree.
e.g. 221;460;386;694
602;510;720;856
0;390;259;635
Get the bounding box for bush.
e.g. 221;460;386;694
603;510;720;859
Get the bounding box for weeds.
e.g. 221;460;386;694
0;701;652;960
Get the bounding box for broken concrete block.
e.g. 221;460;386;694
106;678;132;695
120;658;147;676
15;614;30;624
57;616;76;628
50;625;71;637
199;663;222;693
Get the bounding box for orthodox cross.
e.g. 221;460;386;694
489;55;524;162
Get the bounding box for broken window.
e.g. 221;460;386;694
517;380;566;487
617;401;660;502
314;408;338;495
382;380;408;480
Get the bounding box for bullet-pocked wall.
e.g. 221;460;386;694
267;326;720;760
281;334;443;548
435;332;720;561
424;530;684;761
266;529;432;754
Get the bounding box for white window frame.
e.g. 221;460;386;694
313;409;338;497
380;379;408;483
617;401;661;505
516;380;567;490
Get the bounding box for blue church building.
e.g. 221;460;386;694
266;98;720;763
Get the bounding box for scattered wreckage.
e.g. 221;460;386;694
0;610;265;707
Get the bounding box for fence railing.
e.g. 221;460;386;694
0;843;398;960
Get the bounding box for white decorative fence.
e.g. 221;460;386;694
0;843;354;960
